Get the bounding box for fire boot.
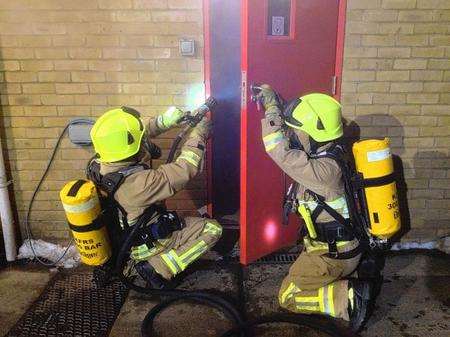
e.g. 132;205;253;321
135;261;169;289
348;280;372;332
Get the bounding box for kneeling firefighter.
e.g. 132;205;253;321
85;105;222;287
256;85;375;331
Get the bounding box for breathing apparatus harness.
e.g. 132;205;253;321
281;144;360;259
312;145;395;252
251;84;396;257
86;161;183;251
282;123;396;257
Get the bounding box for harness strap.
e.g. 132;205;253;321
329;245;361;260
306;189;350;227
360;172;396;188
67;179;87;197
69;217;105;233
315;221;355;242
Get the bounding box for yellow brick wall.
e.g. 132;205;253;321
0;0;205;240
342;0;450;241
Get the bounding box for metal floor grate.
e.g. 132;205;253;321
222;252;299;264
6;271;128;337
255;253;299;264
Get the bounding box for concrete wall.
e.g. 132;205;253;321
341;0;450;241
0;0;205;240
0;0;448;243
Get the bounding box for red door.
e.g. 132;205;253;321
240;0;342;264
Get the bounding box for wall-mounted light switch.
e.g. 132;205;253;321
179;39;196;56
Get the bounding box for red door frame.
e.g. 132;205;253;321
334;0;347;101
203;0;213;214
203;0;347;260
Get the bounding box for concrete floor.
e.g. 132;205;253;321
1;251;449;337
0;265;53;336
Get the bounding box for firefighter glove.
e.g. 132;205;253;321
157;106;186;129
256;84;282;115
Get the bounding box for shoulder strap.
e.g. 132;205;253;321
306;144;355;230
87;161;148;196
306;189;350;227
311;143;345;162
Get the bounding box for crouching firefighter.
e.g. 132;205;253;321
86;105;222;288
255;85;372;331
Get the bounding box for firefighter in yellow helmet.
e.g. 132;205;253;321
89;105;222;288
257;85;371;331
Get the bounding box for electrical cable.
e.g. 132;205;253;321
24;118;94;267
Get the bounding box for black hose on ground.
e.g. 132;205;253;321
220;314;357;337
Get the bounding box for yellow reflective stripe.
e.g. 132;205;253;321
179;240;208;265
295;290;322;311
298;204;317;239
348;287;355;311
161;241;209;276
297;303;320;311
295;296;319;302
280;282;299;304
62;196;98;214
203;222;222;236
303;237;350;254
298;196;349;219
318;286;325;313
177;156;198;167
328;284;335;317
177;150;201;167
295;295;320;311
131;244;156;260
161;250;184;275
263;131;283;151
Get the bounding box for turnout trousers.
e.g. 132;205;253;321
131;217;222;280
279;243;361;321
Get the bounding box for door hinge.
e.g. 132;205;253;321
331;75;337;96
241;70;247;109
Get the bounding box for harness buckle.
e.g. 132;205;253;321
336;226;344;239
326;232;339;258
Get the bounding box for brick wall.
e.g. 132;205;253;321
0;0;205;240
341;0;450;241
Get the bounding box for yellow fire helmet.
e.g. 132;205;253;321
90;107;145;163
284;93;343;142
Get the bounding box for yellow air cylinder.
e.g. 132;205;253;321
60;179;111;266
352;138;401;239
